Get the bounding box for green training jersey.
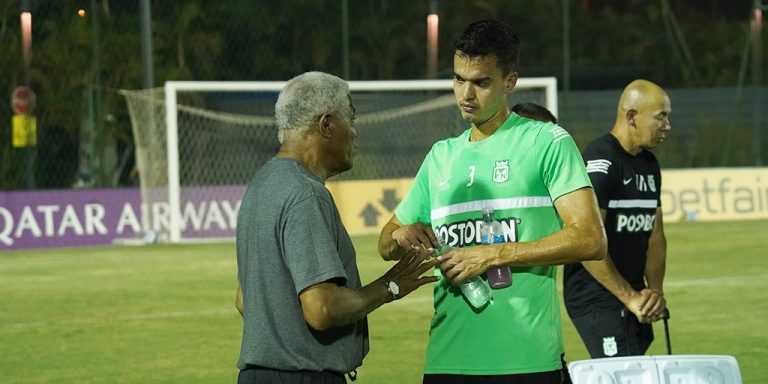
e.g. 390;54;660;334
395;113;591;375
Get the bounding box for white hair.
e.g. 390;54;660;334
275;71;350;144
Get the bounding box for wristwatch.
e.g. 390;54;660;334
384;280;400;300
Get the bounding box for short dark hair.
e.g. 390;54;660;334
512;102;557;124
454;19;520;76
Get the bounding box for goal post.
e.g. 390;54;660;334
122;77;558;243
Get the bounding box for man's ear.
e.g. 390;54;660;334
505;72;518;91
626;109;638;127
318;113;333;138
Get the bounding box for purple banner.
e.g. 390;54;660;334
0;186;246;251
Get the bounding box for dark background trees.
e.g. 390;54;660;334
0;0;765;189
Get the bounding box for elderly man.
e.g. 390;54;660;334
235;71;438;384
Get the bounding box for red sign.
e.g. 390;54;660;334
11;86;36;115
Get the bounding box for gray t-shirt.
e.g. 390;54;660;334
236;157;368;373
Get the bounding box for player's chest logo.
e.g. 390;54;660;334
647;175;657;192
492;160;509;184
629;174;656;193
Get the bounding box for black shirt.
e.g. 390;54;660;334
564;133;662;317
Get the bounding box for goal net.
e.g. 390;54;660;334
120;78;557;243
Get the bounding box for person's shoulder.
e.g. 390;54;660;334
511;115;554;134
514;117;572;148
260;158;328;199
584;133;614;149
500;115;557;144
263;158;305;180
583;134;617;158
583;134;619;176
429;129;470;156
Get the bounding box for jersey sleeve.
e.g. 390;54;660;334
394;150;433;226
538;126;592;201
283;196;347;294
582;145;617;209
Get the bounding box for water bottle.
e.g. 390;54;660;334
479;207;512;289
436;237;492;309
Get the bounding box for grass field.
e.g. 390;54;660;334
1;220;767;383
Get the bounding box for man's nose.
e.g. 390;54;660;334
463;84;475;101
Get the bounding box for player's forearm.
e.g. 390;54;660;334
493;222;606;267
644;209;667;292
327;282;392;328
644;215;667;292
581;255;639;305
490;188;606;267
644;240;667;293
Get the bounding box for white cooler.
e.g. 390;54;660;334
568;355;742;384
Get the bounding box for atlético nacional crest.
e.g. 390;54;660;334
648;175;657;192
492;160;509;183
602;337;618;357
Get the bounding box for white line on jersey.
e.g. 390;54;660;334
586;159;612;174
549;126;570;143
608;199;658;208
430;196;553;222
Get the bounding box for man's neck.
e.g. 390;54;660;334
275;142;328;181
469;107;510;142
609;129;642;156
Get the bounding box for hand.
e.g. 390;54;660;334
625;288;665;324
624;291;652;324
391;223;438;254
381;248;439;300
639;288;667;322
435;245;493;285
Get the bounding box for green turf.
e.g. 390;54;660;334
1;220;766;383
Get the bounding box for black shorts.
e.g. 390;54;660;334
237;365;346;384
570;308;654;358
423;368;566;384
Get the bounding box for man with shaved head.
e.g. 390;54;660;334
564;79;671;358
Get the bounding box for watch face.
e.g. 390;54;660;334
388;281;400;296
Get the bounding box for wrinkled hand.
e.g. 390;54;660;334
626;288;666;323
391;223;438;255
382;248;439;300
435;246;493;285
